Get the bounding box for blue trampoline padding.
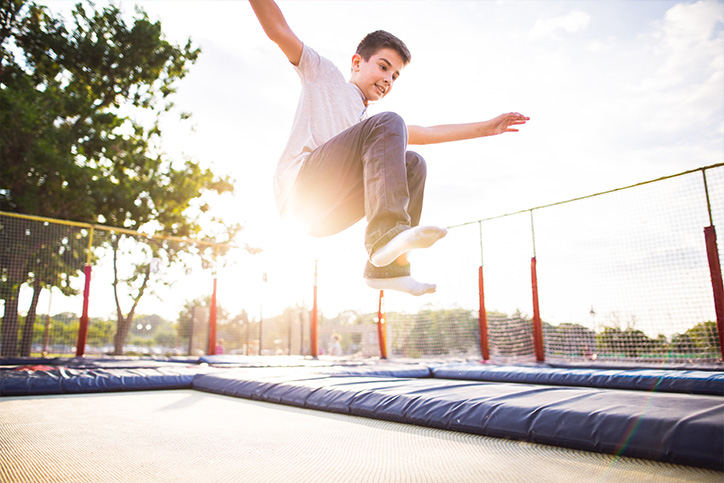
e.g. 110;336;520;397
198;356;432;378
0;366;212;396
193;370;724;470
432;363;724;396
0;356;199;369
198;355;334;366
320;364;431;378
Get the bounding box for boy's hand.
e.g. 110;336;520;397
490;112;530;134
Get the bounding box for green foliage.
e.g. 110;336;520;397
0;0;242;356
0;217;89;355
489;313;532;358
682;321;720;353
16;312;114;355
595;327;664;358
544;322;596;357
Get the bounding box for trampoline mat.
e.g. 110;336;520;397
1;390;720;483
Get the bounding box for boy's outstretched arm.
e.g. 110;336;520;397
407;112;529;145
249;0;303;66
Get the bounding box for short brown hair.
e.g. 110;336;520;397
356;30;411;65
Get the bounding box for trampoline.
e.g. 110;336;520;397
1;358;722;482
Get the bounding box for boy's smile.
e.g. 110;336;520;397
350;48;405;106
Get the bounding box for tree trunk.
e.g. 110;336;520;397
112;314;132;356
111;234;153;355
19;278;42;356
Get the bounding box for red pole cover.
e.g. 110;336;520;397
208;278;218;355
377;290;387;359
704;226;724;360
478;266;490;361
75;264;92;357
531;257;545;362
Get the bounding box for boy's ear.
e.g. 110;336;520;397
351;53;363;72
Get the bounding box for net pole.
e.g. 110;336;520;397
208;278;218;356
311;259;319;358
530;211;545;362
531;258;545;362
478;222;489;361
75;226;94;357
702;169;724;360
259;272;266;356
478;266;489;361
258;303;263;356
208;246;219;356
377;290;388;359
42;291;52;357
704;227;724;360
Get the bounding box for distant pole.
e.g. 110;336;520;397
311;259;319;358
259;272;267;356
208;247;218;356
377;290;387;359
258;304;263;356
208;278;218;355
245;318;250;356
188;306;196;356
42;291;52;357
287;310;293;356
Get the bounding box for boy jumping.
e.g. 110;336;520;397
250;0;529;296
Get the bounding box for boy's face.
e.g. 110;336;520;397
350;48;405;105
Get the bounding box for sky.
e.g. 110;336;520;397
35;0;724;333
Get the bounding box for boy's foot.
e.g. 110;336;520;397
370;226;448;268
365;276;436;296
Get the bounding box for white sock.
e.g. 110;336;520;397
365;276;436;296
370;226;448;268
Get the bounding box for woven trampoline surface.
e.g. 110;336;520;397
1;390;720;482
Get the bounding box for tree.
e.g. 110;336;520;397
176;295;236;354
487;310;534;357
684;321;720;355
596;326;659;359
0;1;239;356
18;222;85;356
544;322;595;358
0;215;87;356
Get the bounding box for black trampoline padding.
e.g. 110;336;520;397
432;363;724;395
193;369;724;470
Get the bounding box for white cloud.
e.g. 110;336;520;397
628;1;724;137
660;0;724;46
650;1;724;87
532;10;591;38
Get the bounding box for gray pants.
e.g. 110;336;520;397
290;112;427;279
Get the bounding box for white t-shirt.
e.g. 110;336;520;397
274;44;368;215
